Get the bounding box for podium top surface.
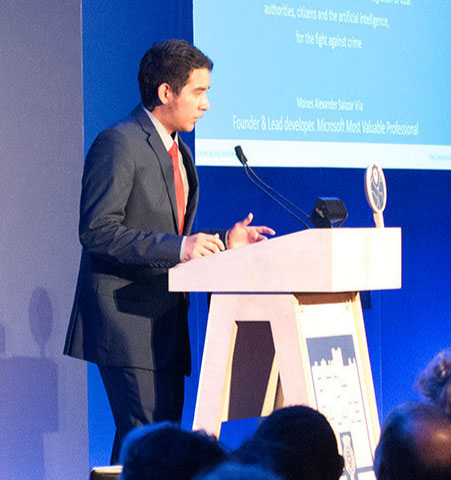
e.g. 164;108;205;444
169;227;401;293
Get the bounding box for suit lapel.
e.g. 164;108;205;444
179;139;199;235
132;105;180;233
132;105;199;235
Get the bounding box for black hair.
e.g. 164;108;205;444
120;422;226;480
138;39;213;110
232;406;344;480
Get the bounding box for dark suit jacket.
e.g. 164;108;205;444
64;104;225;373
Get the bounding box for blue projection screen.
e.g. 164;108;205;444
193;0;451;169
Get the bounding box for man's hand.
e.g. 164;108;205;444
227;213;276;249
184;233;225;261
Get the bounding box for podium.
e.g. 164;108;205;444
169;227;401;478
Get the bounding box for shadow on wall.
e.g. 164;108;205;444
0;287;58;480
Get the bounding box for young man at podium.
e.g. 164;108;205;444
64;39;274;463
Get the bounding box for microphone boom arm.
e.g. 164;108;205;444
235;145;310;229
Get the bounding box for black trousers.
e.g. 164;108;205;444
98;362;185;464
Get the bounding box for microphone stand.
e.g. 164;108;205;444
235;146;311;230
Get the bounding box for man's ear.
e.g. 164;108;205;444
157;83;173;105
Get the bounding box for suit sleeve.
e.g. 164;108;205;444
79;128;183;268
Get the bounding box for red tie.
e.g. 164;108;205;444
168;141;185;234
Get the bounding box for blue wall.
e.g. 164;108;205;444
81;0;451;467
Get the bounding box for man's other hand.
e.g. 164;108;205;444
227;213;275;249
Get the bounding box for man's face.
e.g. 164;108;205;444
162;68;210;133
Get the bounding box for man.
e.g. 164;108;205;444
64;39;274;463
374;402;451;480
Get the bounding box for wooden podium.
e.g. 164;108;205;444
169;227;401;479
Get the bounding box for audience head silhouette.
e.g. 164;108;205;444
232;406;344;480
416;349;451;421
375;402;451;480
119;422;226;480
194;462;282;480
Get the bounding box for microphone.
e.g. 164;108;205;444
234;145;247;166
234;146;311;229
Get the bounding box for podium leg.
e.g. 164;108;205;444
192;294;240;437
193;293;310;436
